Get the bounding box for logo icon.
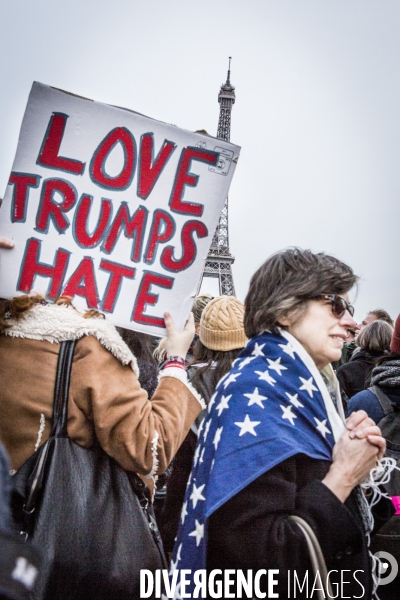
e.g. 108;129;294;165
209;147;234;176
374;551;398;585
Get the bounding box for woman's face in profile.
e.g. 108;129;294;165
281;295;357;370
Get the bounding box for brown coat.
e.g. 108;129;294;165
0;304;203;483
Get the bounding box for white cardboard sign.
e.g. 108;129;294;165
0;82;240;336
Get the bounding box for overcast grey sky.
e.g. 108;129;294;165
0;0;399;322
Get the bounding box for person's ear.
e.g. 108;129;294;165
277;315;291;327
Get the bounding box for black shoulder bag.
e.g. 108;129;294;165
11;340;166;600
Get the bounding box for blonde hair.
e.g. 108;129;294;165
191;294;214;325
153;337;168;364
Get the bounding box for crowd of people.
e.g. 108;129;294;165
0;237;399;600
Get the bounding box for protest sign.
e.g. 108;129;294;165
0;82;240;336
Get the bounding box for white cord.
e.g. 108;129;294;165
361;457;400;597
362;457;398;496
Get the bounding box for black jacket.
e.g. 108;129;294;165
337;350;382;399
208;453;393;599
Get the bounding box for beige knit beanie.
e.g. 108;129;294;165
199;296;247;351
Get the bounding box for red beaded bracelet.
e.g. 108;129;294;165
161;356;186;370
163;362;185;370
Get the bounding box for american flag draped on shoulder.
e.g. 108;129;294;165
169;329;345;596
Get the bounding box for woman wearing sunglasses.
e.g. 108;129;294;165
170;248;391;599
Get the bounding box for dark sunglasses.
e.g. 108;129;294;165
313;294;355;318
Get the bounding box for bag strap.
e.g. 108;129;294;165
369;385;394;416
50;340;76;438
288;515;333;600
24;341;76;515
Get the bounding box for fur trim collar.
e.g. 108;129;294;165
3;303;139;375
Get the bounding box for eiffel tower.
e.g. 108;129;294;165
199;58;236;296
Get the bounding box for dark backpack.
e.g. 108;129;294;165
369;385;400;561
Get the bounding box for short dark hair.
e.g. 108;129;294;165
356;320;393;353
244;248;358;338
369;309;394;327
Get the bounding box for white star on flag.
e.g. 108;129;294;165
169;559;178;576
235;414;261;436
188;520;204;546
238;356;256;370
199;447;205;463
210;458;215;471
279;342;296;359
176;543;182;563
181;501;188;524
314;417;331;438
190;483;206;508
208;393;217;413
280;404;297;426
193;444;201;466
197;419;204;436
244;387;267;408
255;369;276;386
170;555;179;573
252;342;266;357
169;544;183;573
267;357;287;375
213;426;223;450
285;392;304;408
223;372;242;389
203;420;211;442
216;394;232;416
299;376;318;397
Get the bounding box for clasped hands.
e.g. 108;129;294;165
345;410;386;461
323;411;386;502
